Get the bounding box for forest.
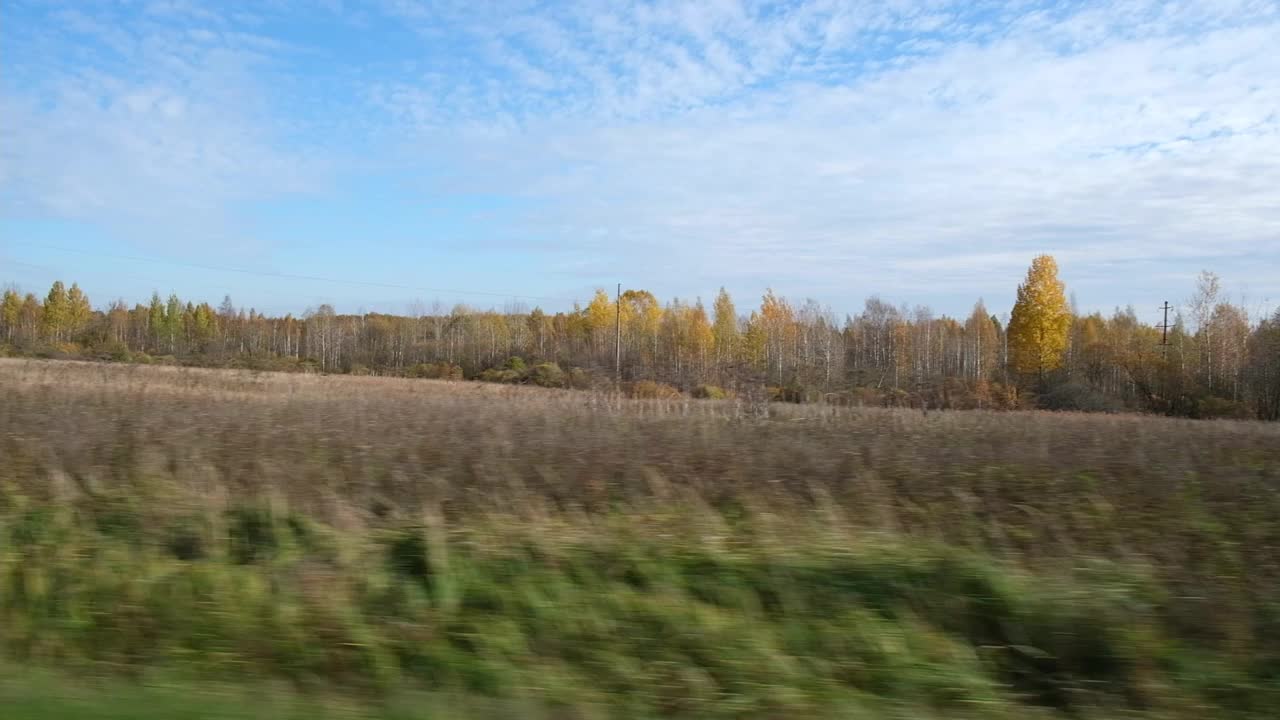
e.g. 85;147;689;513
3;256;1279;420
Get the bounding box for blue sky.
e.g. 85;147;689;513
2;0;1278;320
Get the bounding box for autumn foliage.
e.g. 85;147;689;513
1007;255;1073;377
3;256;1279;419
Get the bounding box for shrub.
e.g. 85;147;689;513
479;368;522;384
848;387;882;406
626;380;683;399
226;507;278;565
691;384;729;400
768;385;805;403
94;340;133;363
565;367;593;389
528;362;565;388
990;382;1025;410
409;362;464;381
1195;395;1250;420
267;356;310;373
383;527;435;593
821;391;855;406
165;516;208;561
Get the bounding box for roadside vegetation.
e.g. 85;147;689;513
2;359;1277;717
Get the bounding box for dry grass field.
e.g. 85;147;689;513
2;358;1279;718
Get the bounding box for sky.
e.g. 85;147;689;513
2;0;1278;321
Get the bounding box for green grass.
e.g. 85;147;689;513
1;675;366;720
0;668;570;720
1;501;1274;718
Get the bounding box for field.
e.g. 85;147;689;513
2;358;1279;718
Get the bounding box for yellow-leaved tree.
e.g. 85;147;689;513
585;288;615;359
1007;254;1072;379
1;289;20;342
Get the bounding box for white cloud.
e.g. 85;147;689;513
1;5;328;255
372;0;1280;311
3;1;1277;314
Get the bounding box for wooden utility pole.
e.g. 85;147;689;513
1158;301;1173;357
615;283;622;385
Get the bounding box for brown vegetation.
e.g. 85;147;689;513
2;358;1279;716
5;357;1278;594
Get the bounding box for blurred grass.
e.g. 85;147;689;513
1;358;1279;717
1;672;372;720
0;667;565;719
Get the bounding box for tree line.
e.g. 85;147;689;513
3;256;1278;419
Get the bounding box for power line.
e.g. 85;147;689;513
6;241;581;305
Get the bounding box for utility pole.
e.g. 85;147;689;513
1154;300;1174;409
1158;301;1173;357
615;282;622;385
